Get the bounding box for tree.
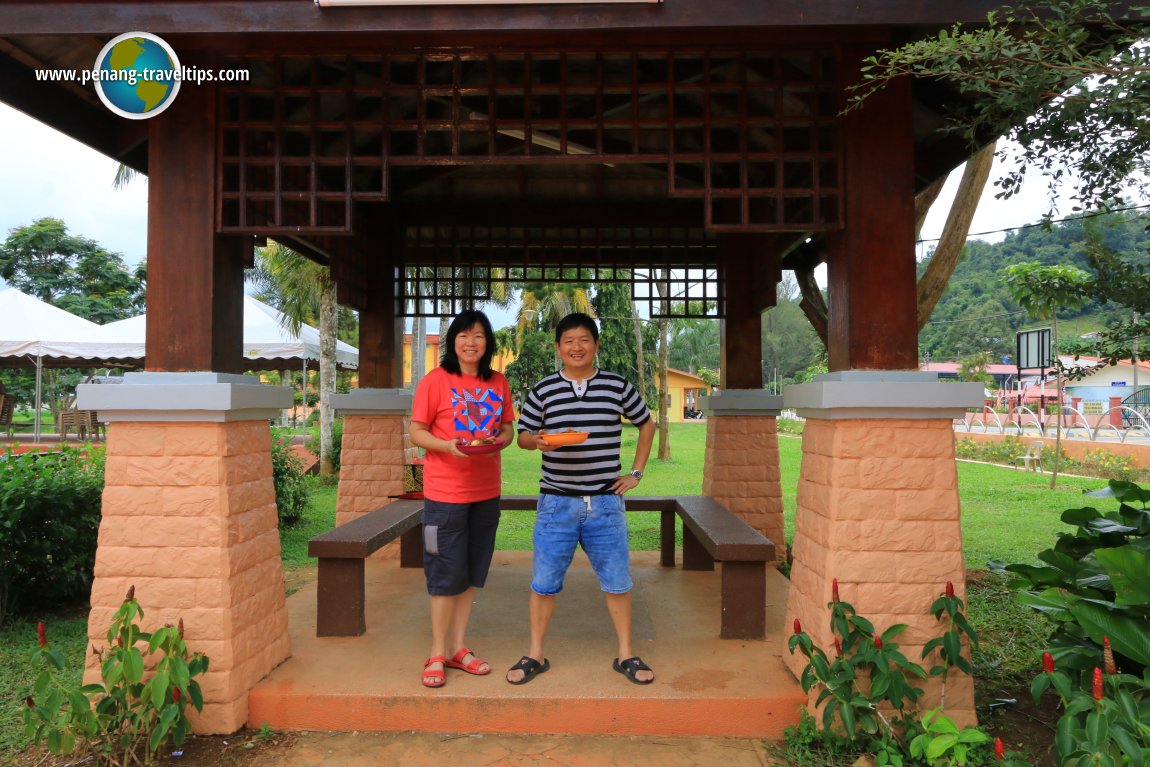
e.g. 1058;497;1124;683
0;217;145;322
504;330;555;409
249;242;339;476
1003;262;1091;488
855;0;1150;213
592;276;655;407
668;319;719;376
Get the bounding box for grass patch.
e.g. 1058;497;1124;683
279;478;337;572
0;610;88;757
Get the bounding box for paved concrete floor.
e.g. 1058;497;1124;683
247;730;782;767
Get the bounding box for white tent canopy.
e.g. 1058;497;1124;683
0;287;128;362
99;295;360;369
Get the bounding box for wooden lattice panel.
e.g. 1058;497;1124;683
401;226;720;319
218;48;842;235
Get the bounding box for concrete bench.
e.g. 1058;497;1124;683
308;495;774;640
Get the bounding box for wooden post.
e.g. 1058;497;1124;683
718;234;781;390
144;56;244;373
825;48;917;372
358;215;404;389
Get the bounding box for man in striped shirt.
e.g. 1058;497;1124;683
505;313;657;686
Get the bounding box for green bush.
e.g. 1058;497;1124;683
776;417;806;436
0;447;105;627
305;417;343;472
269;434;311;526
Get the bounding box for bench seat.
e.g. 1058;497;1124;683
308;495;774;640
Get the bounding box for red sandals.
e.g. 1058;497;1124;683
422;656;447;688
445;647;491;675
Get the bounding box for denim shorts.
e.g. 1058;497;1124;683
531;492;632;595
422;496;501;597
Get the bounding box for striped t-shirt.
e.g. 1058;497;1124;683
518;370;651;495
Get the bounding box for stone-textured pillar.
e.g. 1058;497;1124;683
783;372;984;726
331;389;411;555
701;390;785;563
77;373;292;734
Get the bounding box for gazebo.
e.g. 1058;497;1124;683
1;0;992;735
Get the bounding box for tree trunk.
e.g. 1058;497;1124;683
318;280;338;476
280;369;292;427
654;270;671;460
630;297;648;406
917;142;996;329
1049;317;1062;489
411;314;426;390
657;315;670;460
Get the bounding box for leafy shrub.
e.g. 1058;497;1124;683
0;446;104;627
785;582;1006;766
1080;449;1137;482
305;416;343;472
995;479;1150;764
24;589;209;765
776;417;806;436
269;434;311;526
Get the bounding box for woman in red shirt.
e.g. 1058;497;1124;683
409;309;514;688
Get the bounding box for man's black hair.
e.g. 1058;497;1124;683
554;312;599;344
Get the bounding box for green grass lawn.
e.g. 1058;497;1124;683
0;422;1116;761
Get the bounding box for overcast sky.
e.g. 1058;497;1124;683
1;99;1079;326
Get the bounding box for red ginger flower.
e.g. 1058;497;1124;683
172;688;181;703
25;696;35;708
874;637;883;649
793;618;802;635
1042;652;1055;674
1092;667;1104;700
125;585;135;602
832;578;840;603
946;581;955;598
1103;636;1117;675
834;637;842;656
37;621;46;648
994;738;1005;760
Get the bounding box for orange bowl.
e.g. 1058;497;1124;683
539;431;589;446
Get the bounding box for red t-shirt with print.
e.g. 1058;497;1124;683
411;366;515;504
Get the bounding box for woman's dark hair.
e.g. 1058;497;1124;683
440;309;497;380
554;312;599;343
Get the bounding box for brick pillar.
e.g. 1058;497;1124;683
331;389;411;556
700;390;785;563
1110;396;1124;428
77;373;292;734
783;371;984;727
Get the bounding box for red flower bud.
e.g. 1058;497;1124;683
874;637;883;649
832;578;840;603
25;696;35;708
793;618;802;635
834;637;842;656
117;635;123;648
994;738;1005;760
178;618;184;640
1092;667;1104;701
37;621;46;648
125;585;135;602
172;688;181;704
1042;651;1055;674
1103;636;1117;675
946;581;955;598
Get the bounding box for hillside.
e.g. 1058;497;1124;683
917;209;1150;362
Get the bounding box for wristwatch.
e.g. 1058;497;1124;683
629;469;644;481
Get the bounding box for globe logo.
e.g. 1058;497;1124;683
93;32;181;120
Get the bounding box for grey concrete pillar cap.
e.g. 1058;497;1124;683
76;371;292;423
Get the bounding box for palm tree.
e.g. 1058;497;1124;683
515;282;595;361
249;242;339;476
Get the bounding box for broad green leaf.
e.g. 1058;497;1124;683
1095;546;1150;604
1067;601;1150;666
